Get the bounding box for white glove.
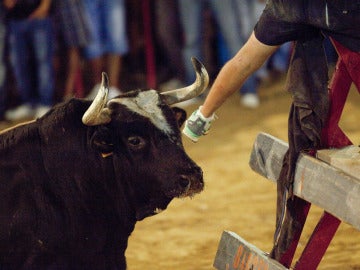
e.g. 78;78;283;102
182;106;216;142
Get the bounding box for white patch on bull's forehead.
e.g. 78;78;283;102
111;90;173;135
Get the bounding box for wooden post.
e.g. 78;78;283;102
293;213;340;270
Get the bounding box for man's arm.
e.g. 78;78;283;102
182;32;279;142
200;32;279;117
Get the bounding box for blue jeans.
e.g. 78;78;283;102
8;18;54;106
82;0;128;59
178;0;257;94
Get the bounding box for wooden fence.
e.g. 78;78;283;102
214;133;360;270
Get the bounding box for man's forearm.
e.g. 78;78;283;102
200;32;278;117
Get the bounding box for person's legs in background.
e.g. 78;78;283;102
83;0;128;99
178;0;204;85
31;18;55;116
54;0;90;99
6;20;34;120
82;0;103;95
103;0;128;94
155;0;185;90
212;0;260;108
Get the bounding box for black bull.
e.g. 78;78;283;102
0;58;208;269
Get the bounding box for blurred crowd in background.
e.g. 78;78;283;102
0;0;338;122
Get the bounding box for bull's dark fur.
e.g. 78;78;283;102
0;95;203;269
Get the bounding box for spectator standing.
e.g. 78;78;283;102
53;0;90;100
178;0;259;108
4;0;55;121
83;0;128;99
154;0;185;91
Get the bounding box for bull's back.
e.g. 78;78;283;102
0;99;88;169
0;120;42;169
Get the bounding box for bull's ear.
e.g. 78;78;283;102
172;107;187;127
90;127;114;157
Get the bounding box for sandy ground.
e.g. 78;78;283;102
1;76;360;269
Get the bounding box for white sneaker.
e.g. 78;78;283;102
35;105;51;118
241;93;260;109
5;104;34;121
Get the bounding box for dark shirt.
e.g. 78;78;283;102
254;0;360;51
6;0;41;20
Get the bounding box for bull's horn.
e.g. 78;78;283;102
160;57;209;105
82;72;112;126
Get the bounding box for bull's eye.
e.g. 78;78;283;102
127;135;146;150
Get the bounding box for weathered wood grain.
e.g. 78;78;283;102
249;132;360;231
317;146;360;181
214;231;288;270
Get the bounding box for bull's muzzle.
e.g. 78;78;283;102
177;167;204;198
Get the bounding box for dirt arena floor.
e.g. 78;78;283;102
1;75;360;269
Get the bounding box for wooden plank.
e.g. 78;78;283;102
317;146;360;181
249;132;360;231
214;231;288;270
249;133;288;183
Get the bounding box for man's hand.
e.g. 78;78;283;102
182;106;216;142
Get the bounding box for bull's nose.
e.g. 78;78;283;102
181;167;204;190
179;175;191;189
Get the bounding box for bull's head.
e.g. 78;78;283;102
82;58;208;220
